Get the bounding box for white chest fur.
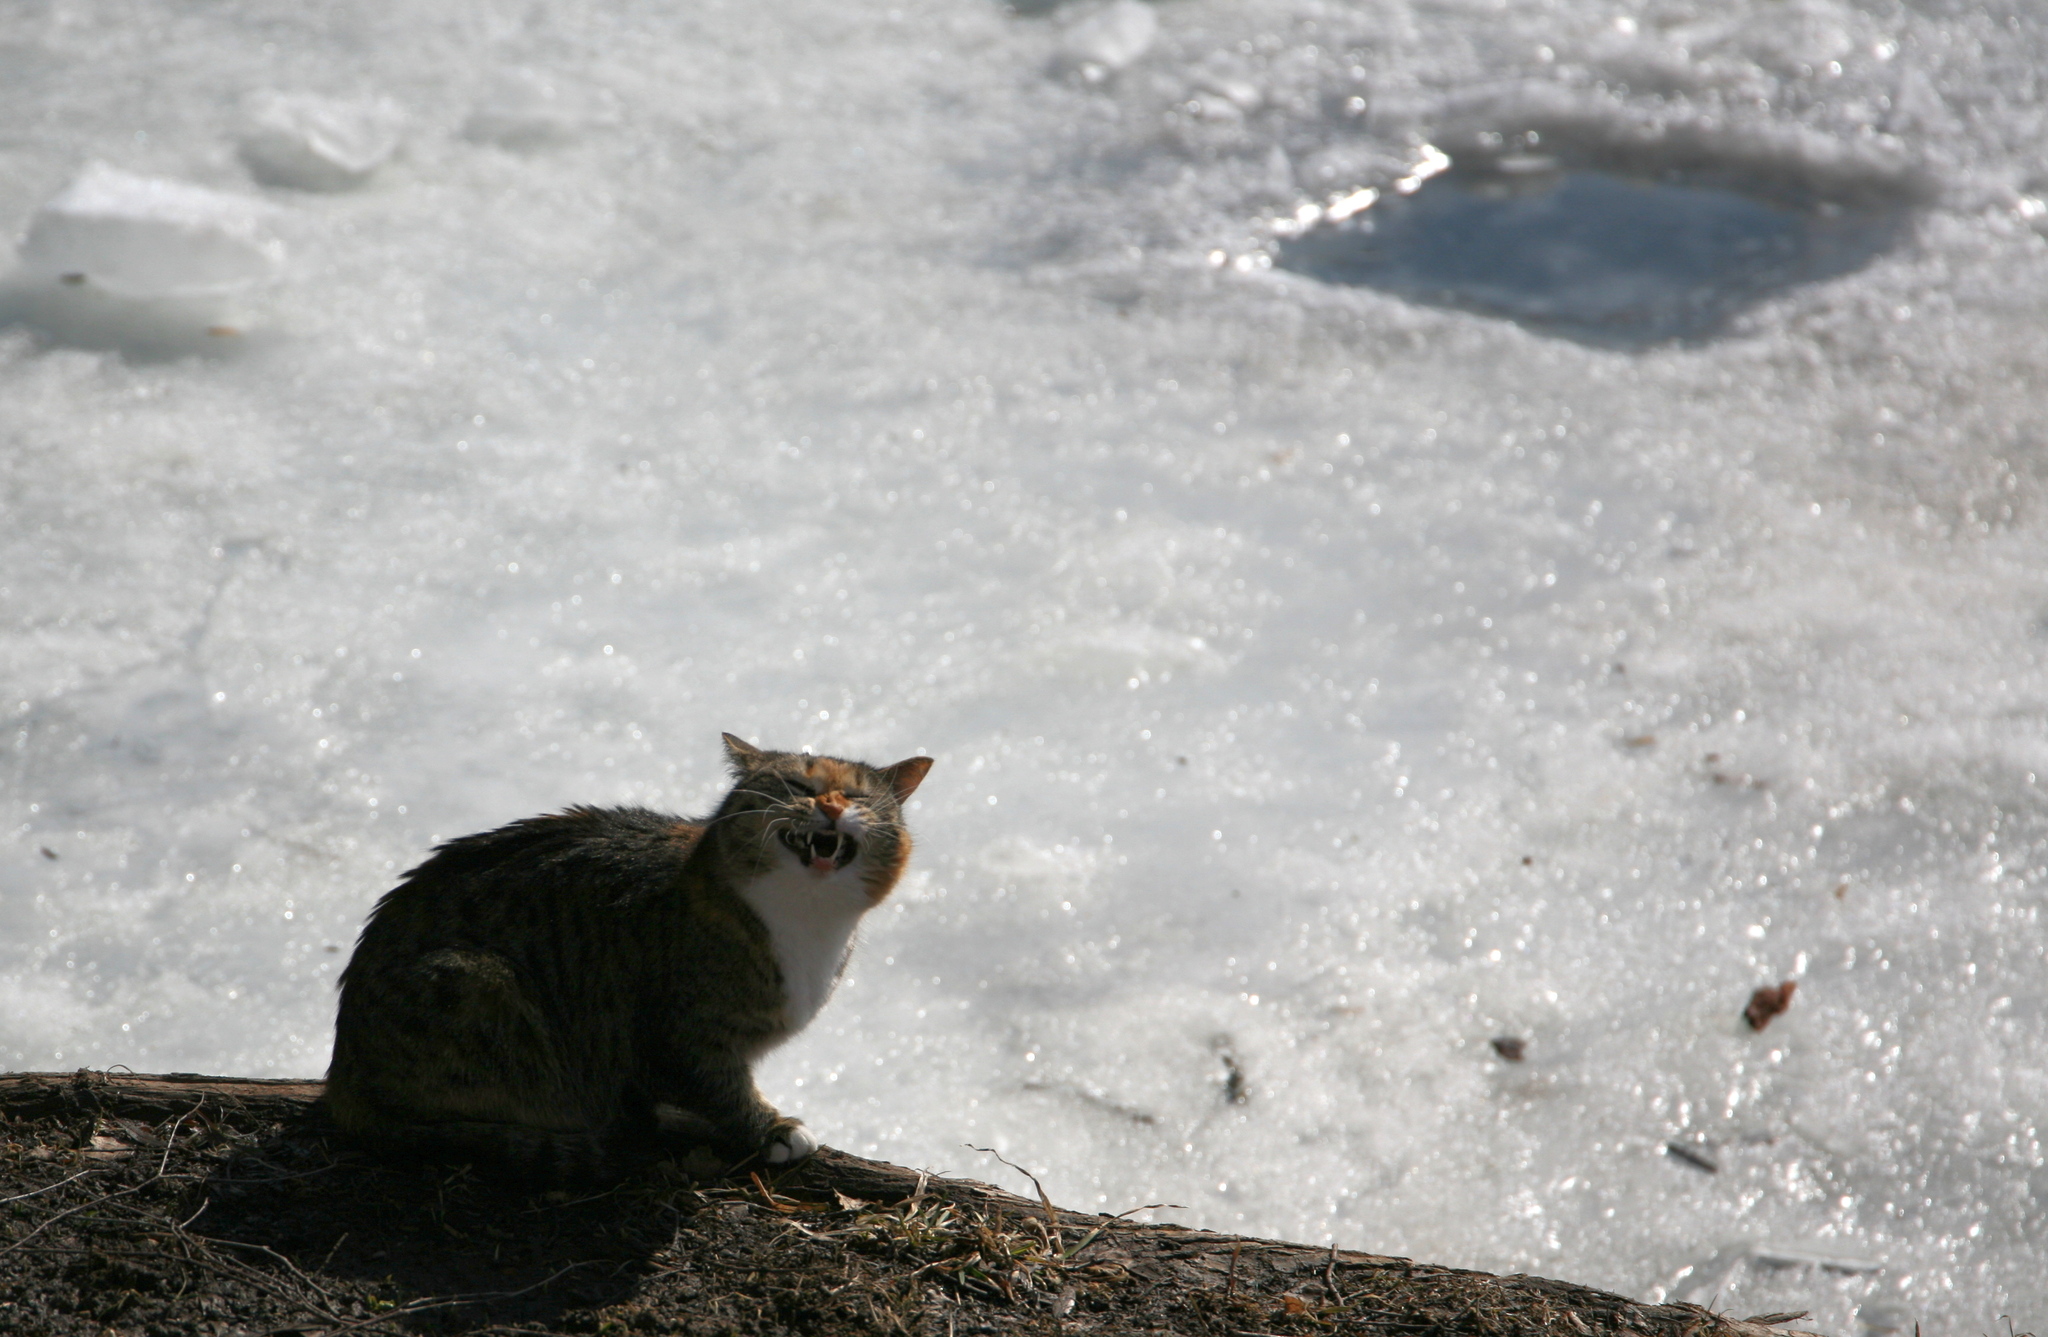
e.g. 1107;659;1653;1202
739;861;874;1040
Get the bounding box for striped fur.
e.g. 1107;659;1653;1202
325;734;931;1183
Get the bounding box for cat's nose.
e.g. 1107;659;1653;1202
816;793;847;822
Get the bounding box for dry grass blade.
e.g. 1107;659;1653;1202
967;1144;1060;1251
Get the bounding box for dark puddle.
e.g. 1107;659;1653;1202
1276;139;1917;346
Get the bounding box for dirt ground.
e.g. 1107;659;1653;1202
0;1071;1814;1337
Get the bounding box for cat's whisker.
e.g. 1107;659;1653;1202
696;794;789;833
756;814;804;857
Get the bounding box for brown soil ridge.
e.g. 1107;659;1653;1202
0;1070;1814;1337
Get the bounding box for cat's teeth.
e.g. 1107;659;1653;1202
786;825;859;873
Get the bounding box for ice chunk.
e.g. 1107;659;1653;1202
463;68;609;149
1;164;283;355
239;91;404;191
1057;0;1157;79
16;163;283;299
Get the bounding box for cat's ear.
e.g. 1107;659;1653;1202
722;732;766;771
879;755;932;802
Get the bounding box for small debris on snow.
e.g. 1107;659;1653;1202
1663;1139;1719;1174
1743;980;1797;1031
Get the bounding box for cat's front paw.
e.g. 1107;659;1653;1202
764;1122;818;1164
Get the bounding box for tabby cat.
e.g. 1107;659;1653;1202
325;733;932;1181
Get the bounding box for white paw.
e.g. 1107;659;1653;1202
766;1124;818;1164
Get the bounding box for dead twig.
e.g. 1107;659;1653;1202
0;1167;100;1205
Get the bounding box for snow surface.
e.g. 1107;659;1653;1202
4;1;2046;1332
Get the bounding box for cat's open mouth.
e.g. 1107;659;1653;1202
782;827;857;869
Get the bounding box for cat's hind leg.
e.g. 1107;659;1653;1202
328;947;628;1179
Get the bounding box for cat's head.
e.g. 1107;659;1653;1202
712;733;932;901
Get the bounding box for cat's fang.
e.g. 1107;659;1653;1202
785;826;858;870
